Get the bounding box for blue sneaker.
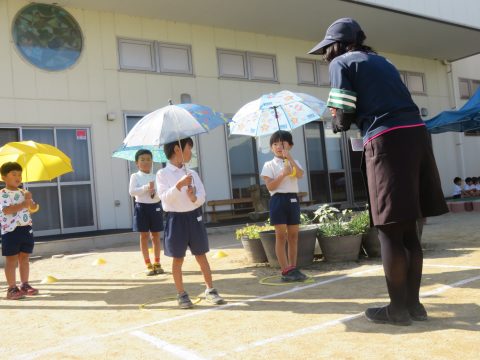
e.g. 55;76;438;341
281;268;307;282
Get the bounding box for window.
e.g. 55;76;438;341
118;39;155;71
459;78;480;99
158;43;193;74
118;39;193;75
0;127;96;236
296;58;330;86
12;3;83;71
399;71;426;95
217;49;277;82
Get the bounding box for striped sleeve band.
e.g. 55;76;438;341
327;88;357;113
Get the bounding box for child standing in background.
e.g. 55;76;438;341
1;162;39;300
129;149;164;276
261;130;307;282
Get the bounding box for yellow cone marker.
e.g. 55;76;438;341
212;250;228;259
148;248;153;254
41;275;58;284
92;258;107;266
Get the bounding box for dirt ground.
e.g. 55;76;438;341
1;212;479;360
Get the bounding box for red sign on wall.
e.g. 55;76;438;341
76;129;87;140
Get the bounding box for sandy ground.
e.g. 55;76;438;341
0;212;479;360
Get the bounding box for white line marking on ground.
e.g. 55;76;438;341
424;264;480;270
16;266;381;360
131;331;207;360
218;273;480;357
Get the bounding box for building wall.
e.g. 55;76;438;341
1;0;475;230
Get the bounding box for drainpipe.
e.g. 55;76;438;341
444;60;466;178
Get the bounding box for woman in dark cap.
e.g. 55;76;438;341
309;18;448;326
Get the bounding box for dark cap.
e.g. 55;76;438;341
308;18;364;55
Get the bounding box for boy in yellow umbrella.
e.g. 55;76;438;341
0;162;39;300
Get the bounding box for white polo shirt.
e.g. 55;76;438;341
261;157;303;196
452;184;462;197
129;171;160;204
156;163;205;212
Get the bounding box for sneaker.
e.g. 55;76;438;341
153;263;164;275
20;283;39;296
145;264;155;276
205;288;225;305
365;306;412;326
281;268;307;282
6;287;25;300
177;291;194;309
408;303;428;321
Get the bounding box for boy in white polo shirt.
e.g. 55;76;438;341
129;149;163;276
156;137;225;309
261;130;307;282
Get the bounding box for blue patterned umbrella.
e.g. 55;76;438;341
122;103;230;147
112;145;167;163
230;90;327;137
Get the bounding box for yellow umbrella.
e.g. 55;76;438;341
0;140;73;182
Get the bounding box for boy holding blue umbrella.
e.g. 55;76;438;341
157;138;225;309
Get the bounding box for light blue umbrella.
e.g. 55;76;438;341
112;145;167;163
122;103;231;147
230;90;327;137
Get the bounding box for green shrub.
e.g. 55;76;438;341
235;224;274;240
313;204;369;237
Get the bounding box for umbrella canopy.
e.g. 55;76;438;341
0;140;73;182
122;103;230;147
112;145;167;163
230;90;327;137
425;88;480;133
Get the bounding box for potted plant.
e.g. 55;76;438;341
258;214;318;268
314;205;367;262
235;224;271;263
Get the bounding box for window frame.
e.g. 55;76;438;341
217;48;278;82
157;42;193;75
117;38;156;72
458;77;480;100
399;70;427;95
118;37;194;76
296;58;330;87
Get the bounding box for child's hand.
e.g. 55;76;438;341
176;174;193;190
186;186;197;202
282;160;293;177
24;191;32;200
24;198;33;209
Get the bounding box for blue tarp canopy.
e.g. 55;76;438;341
425;88;480;133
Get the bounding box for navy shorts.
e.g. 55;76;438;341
269;193;300;225
133;202;164;232
1;225;34;257
163;208;209;258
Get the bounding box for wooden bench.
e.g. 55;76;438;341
206;197;254;223
207;192;311;223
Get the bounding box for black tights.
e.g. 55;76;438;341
377;220;423;312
